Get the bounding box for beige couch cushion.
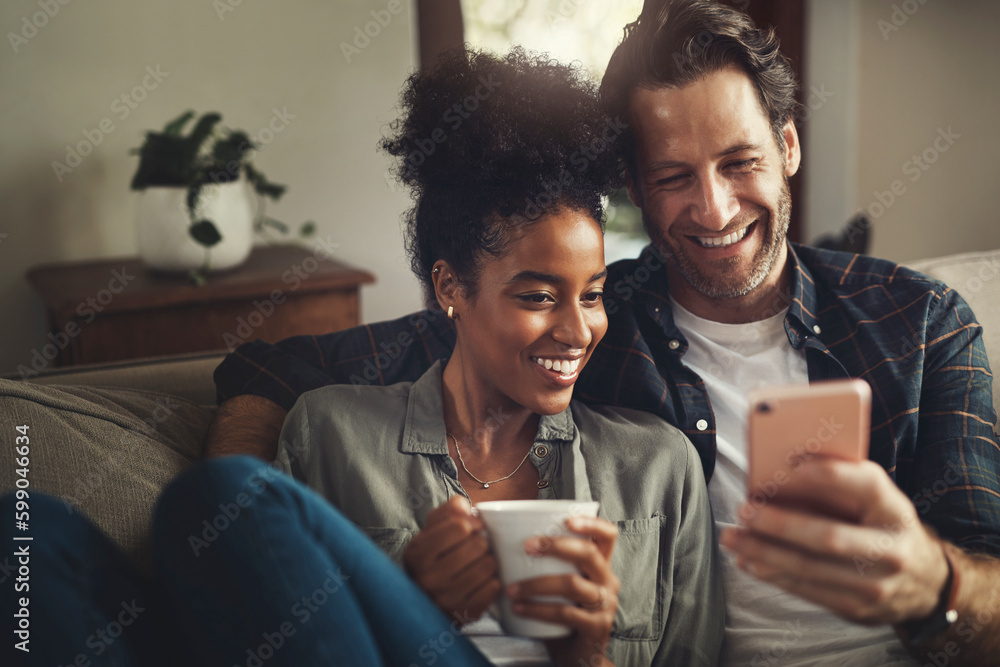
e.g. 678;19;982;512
0;379;214;572
20;352;224;407
904;249;1000;427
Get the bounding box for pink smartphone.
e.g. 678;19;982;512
746;378;871;517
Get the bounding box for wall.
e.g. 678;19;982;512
856;0;1000;262
0;0;421;374
5;1;998;374
804;0;1000;262
802;0;859;243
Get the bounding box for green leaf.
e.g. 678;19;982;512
130;133;194;189
186;113;222;155
299;221;316;237
244;163;286;200
212;131;254;165
190;219;223;247
163;111;195;136
186;183;204;220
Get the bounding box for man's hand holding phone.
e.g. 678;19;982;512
719;379;951;627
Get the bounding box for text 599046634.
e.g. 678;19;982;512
12;423;32;653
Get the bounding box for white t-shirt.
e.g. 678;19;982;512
670;299;917;667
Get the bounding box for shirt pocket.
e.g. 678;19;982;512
361;526;416;565
610;516;665;642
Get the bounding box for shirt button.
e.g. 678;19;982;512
696;419;709;431
812;325;822;335
533;445;548;458
668;339;681;350
537;479;549;489
653;306;660;313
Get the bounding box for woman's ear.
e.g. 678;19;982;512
431;260;461;317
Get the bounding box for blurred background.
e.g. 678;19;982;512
1;0;998;374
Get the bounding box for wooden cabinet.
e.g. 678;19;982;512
27;245;375;366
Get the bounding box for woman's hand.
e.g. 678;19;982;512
507;516;620;667
403;495;502;624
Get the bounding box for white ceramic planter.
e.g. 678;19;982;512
136;178;255;272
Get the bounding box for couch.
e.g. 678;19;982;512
2;248;999;573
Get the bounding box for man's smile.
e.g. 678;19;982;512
693;222;753;248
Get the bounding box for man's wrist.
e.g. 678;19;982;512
900;542;960;646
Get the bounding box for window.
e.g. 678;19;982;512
461;0;643;79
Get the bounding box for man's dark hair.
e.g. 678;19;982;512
601;0;799;176
381;47;622;306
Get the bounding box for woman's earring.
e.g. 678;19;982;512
447;306;455;320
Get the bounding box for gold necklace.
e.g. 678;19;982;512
447;432;532;489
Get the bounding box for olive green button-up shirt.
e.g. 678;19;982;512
276;361;723;666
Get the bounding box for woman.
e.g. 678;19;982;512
152;48;722;666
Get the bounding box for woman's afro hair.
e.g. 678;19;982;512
381;47;624;304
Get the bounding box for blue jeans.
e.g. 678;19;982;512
158;455;493;666
2;457;493;667
0;493;181;667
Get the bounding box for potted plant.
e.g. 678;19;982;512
130;110;312;283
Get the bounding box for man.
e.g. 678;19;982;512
208;0;1000;663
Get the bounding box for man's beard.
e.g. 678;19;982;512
643;179;792;300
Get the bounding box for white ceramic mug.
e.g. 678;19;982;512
476;499;600;638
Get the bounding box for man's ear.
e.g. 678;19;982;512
782;118;801;177
626;175;644;209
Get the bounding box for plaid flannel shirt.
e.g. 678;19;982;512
215;243;1000;554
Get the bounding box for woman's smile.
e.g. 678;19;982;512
443;206;608;418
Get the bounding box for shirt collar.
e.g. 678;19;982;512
630;241;821;348
784;242;823;343
400;360;576;455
